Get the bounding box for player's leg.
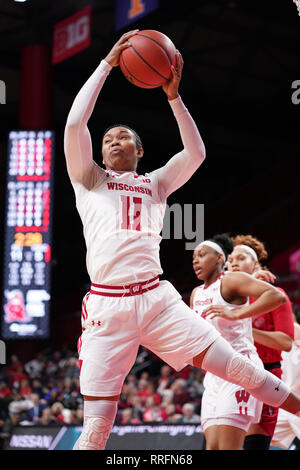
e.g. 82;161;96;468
203;420;248;450
75;294;140;450
244;367;281;449
203;425;219;450
73;395;119;450
202;376;260;450
141;282;300;416
193;336;300;415
215;425;247;450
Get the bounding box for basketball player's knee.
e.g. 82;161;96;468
226;353;266;390
79;416;113;450
201;337;290;408
226;353;290;407
75;398;118;450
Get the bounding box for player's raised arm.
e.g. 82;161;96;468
156;51;206;198
64;30;138;184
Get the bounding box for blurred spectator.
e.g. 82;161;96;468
24;353;45;379
178;403;201;423
61;378;83;410
44;351;62;377
171;379;191;407
31;378;44;398
140;371;150;381
144;380;162;406
127;395;143;422
0;381;11;399
43;383;62;407
5;355;23;379
10;365;28;389
51;402;68;423
157;365;174;395
20;378;32;398
137;378;149;406
118;383;134;410
26;393;48;424
187;368;205;400
64;357;79;379
70;408;84;425
38;408;57;427
8;390;32;420
142;396;163;422
126;373;138;394
162;403;182;423
120;408;141;424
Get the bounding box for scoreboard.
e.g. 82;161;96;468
2;130;54;339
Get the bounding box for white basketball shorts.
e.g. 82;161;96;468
271;409;300;449
77;279;220;397
201;355;264;432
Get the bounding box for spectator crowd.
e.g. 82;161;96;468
0;346;205;448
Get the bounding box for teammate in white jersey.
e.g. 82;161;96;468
65;31;300;450
191;234;289;450
271;320;300;449
227;235;294;450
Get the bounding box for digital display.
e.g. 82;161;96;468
2;130;54;339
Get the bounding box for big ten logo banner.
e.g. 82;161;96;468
115;0;159;31
52;6;91;65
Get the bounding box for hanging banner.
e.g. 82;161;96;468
115;0;159;31
52;6;91;64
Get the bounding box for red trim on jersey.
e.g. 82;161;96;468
91;275;159;289
90;275;159;297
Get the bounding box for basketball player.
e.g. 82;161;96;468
227;236;294;450
191;234;286;450
65;31;300;450
271;318;300;449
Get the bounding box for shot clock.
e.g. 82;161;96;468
2;130;54;339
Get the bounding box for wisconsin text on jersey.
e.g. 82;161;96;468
106;181;152;197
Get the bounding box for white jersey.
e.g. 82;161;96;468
64;59;207;286
72;168;165;285
281;323;300;392
192;274;257;356
271;324;300;450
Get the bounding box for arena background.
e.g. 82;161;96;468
0;0;300;452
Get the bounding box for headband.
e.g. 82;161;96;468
196;240;226;260
235;244;258;261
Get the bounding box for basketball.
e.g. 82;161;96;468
120;30;176;89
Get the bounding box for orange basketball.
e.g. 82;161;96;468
120;30;176;89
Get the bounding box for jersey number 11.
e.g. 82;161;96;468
120;195;142;231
